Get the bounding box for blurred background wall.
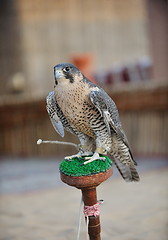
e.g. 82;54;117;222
0;0;167;157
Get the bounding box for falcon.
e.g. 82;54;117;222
46;63;140;182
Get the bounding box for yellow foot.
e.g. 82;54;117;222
83;152;106;165
65;151;93;161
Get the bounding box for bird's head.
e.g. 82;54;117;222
53;63;83;87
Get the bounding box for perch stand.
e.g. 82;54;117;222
60;156;113;240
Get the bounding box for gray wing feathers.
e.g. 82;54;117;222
46;91;65;137
89;88;137;167
90;89;126;140
49;112;65;137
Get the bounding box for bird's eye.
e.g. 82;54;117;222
64;66;71;72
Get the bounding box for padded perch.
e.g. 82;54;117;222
60;155;113;240
60;155;112;177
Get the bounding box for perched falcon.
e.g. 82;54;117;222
46;63;140;182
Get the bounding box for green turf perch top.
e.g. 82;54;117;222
59;155;112;177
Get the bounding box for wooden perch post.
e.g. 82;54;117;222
60;157;112;240
81;187;101;239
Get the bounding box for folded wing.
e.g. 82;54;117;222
46;91;65;137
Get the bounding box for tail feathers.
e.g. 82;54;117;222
112;157;140;182
129;149;138;166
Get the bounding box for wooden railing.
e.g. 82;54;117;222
0;82;167;157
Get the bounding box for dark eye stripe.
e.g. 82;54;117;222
64;72;74;83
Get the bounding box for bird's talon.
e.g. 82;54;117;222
82;153;106;165
84;156;106;161
65;158;73;162
65;155;80;160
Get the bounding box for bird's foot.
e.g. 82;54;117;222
83;152;106;165
65;153;81;161
65;151;93;161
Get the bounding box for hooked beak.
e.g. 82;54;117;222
54;67;64;86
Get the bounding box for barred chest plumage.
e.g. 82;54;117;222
54;82;98;138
